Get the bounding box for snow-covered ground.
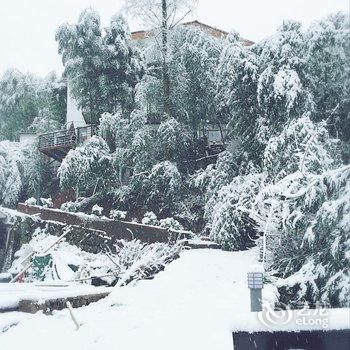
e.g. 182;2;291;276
0;282;111;310
0;248;348;350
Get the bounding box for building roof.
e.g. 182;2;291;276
131;20;254;46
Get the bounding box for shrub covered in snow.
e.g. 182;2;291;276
159;218;184;231
140;212;184;231
60;201;79;213
141;211;158;226
58;136;114;197
91;204;103;216
25;197;37;206
110;209;127;220
40;197;53;208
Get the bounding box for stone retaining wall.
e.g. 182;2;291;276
17;203;193;244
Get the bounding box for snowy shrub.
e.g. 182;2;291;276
159;218;184;231
141;211;158;226
110;209;127;220
258;164;350;307
100;110;146;151
141;212;183;231
127;161;183;214
209;173;265;250
114;240;183;287
193;151;239;224
25;197;37;206
263;115;341;180
157;118;190;161
60;201;78;213
148;161;182;211
58;136;114;197
40;197;53;208
91;204;103;216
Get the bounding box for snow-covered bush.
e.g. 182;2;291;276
147;161;183;212
25;197;37;206
60;201;78;213
157;118;190;161
192;150;239;225
40;197;53;208
141;211;158;226
141;212;183;231
263;115;341;180
114;240;183;287
110;209;127;220
58;136;114;197
91;204;103;216
159;218;184;231
209;173;265;250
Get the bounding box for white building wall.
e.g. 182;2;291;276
19;133;37;144
66;84;86;129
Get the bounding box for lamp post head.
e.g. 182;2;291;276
247;272;264;290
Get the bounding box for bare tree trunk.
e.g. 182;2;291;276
162;0;171;118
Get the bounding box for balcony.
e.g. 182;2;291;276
38;124;98;162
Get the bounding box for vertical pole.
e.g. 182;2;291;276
250;288;262;312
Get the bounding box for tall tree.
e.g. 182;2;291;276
103;15;144;116
0;69;66;141
304;13;350;160
56;9;143;123
126;0;197;117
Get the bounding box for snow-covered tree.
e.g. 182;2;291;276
304;13;350;160
126;160;182;215
126;0;197;116
263;114;341;180
58;136;113;197
56;9;104;123
56;10;143;122
157;117;190;162
0;70;65;141
103;14;144;116
256;21;313;131
171;26;222;131
215;35;259;153
0;141;24;206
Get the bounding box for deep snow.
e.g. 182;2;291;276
0;248;348;350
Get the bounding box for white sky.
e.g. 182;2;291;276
0;0;348;77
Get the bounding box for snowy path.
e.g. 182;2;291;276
0;249;260;350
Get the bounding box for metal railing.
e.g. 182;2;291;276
38;124;98;150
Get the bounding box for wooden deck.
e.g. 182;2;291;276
38;124;97;161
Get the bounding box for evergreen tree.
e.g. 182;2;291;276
256;21;313;131
58;136;114;197
305;13;350;160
